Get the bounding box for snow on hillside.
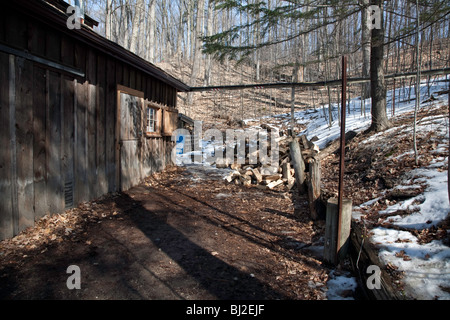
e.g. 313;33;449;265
178;76;450;300
300;78;450;300
249;77;450;300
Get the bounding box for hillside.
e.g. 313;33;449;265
154;37;450;132
175;75;450;299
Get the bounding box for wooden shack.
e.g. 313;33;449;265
0;0;190;240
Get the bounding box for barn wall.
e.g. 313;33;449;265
0;6;179;240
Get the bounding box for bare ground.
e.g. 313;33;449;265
0;165;334;300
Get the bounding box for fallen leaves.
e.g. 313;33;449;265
0;194;124;263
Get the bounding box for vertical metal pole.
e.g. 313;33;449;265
337;56;347;260
393;78;396;117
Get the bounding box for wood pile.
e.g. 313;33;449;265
222;126;320;191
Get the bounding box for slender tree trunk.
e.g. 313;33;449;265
187;0;206;104
105;0;112;40
146;0;156;62
413;0;421;165
204;0;214;86
368;0;390;132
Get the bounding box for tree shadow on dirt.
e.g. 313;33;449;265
117;192;289;300
168;188;325;270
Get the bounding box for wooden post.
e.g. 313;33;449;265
289;138;306;194
324;197;352;265
307;156;321;220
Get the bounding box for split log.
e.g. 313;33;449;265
282;162;291;180
267;179;284;189
263;174;283;182
239;174;252;186
317;130;358;161
251;168;263;183
307;156;322;220
225;170;240;183
289;138;306;194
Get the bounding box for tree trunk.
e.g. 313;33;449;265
204;0;214;86
361;0;371;99
187;0;205;104
129;0;144;53
105;0;112;40
146;0;156;62
368;0;390;132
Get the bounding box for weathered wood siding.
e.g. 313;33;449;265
0;4;180;240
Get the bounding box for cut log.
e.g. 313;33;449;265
317;130;358;161
225;170;240;183
289;138;306;194
266;179;284;189
251;168;263;183
282;162;291;180
239;174;252;186
263;174;283;182
260;165;278;175
307;156;322;220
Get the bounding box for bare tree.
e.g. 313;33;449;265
368;0;390;132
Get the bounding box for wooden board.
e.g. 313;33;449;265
47;71;63;215
105;57;116;192
96;54;107;196
162;109;178;136
62;75;75;209
75;80;88;204
0;52;13;239
15;57;34;231
33;65;47;220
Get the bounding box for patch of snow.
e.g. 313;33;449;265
326;270;358;300
371;227;450;300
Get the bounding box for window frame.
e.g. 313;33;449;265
145;102;162;138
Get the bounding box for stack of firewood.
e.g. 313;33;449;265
222;128;320;191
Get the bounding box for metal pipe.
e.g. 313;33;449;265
337;56;347;262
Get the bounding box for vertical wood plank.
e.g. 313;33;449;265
15;57;34;232
5;11;27;49
75;80;88;204
29;21;46;57
45;27;61;63
47;71;63;215
106;57;116;192
33;66;47;220
86;49;97;198
136;70;142;93
62;75;75;209
123;64;129;87
61;35;75;67
0;9;5;43
96;54;107;196
0;52;13;240
129;67;136;89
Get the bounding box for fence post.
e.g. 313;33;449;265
323;197;353;265
324;56;352;265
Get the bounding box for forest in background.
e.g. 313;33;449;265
77;0;450;123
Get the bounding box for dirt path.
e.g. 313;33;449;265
0;165;333;300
